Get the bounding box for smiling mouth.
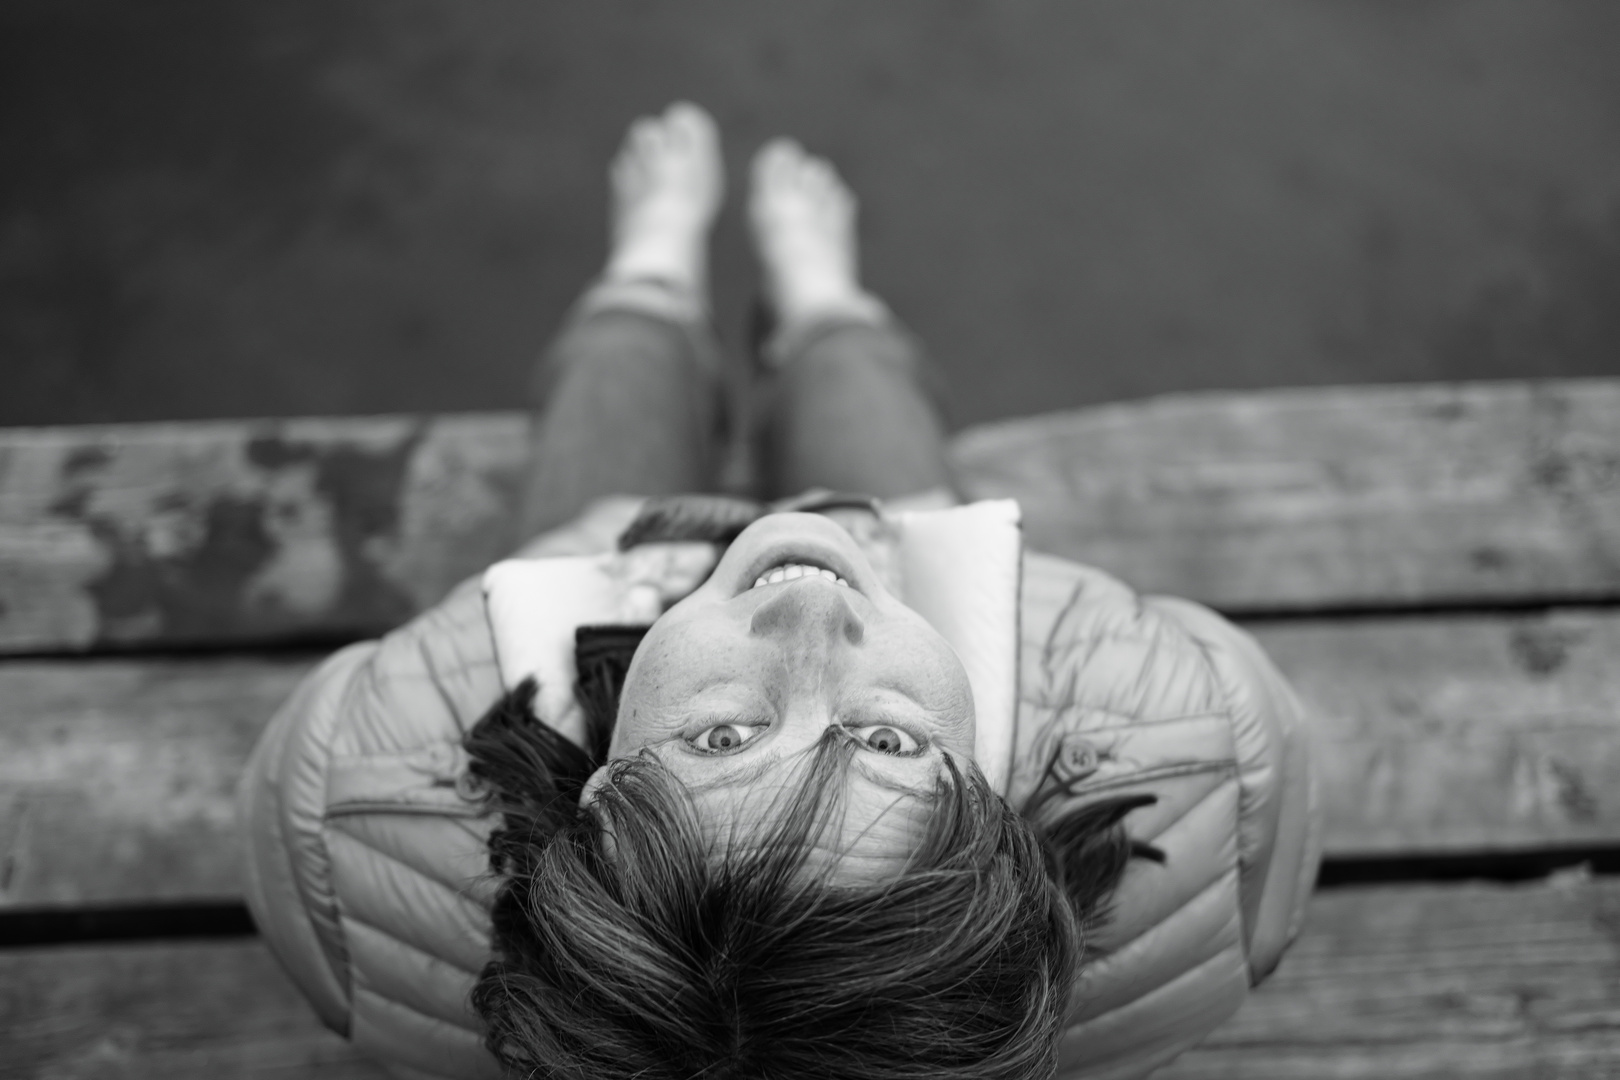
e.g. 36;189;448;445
751;562;851;590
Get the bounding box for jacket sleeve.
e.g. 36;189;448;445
239;640;379;1037
1016;553;1320;1080
1143;595;1322;984
238;575;508;1080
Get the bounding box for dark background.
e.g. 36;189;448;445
3;0;1617;430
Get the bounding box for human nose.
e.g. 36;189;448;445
748;582;866;646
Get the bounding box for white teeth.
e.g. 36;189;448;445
751;563;851;590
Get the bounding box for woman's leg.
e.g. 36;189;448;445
519;103;727;539
520;291;723;538
748;140;956;505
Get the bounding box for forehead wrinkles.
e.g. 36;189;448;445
686;754;940;858
679;748;939;798
677;749;788;793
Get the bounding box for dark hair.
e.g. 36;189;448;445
463;628;1152;1080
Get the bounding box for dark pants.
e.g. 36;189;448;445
519;283;956;539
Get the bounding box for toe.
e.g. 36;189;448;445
612;124;653;188
790;144;822;188
753;138;797;182
802;159;836;207
663;105;693;151
806;154;839;201
802;155;831;194
651;116;677;159
622;117;663;170
750;139;798;214
818;157;856;213
671;103;723;186
666;101;718;147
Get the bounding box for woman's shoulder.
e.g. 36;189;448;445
1013;548;1311;815
1016;548;1294;730
1018;549;1142;641
1013;551;1230;803
335;573;505;757
1014;547;1320;1060
239;572;504;1078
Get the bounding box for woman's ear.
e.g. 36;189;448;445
577;764;622;862
579;763;613;807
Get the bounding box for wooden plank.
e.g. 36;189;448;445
1156;872;1620;1079
0;657;316;907
4;378;1618;652
954;378;1620;614
3;607;1618;907
1250;607;1620;857
0;938;386;1079
3;877;1615;1079
0;413;528;653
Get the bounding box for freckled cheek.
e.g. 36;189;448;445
868;626;971;694
619;637;699;722
635;617;720;680
627;618;775;708
892;637;977;745
920;638;976;720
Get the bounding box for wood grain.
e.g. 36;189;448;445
4;379;1618;651
0;937;386;1080
0;413;528;653
3;878;1614;1080
3;606;1618;907
0;656;316;907
1155;872;1620;1079
1250;607;1620;857
954;378;1620;614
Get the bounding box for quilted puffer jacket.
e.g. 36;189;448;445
239;498;1319;1080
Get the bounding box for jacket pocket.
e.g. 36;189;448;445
326;740;489;820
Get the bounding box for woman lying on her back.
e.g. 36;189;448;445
239;102;1319;1080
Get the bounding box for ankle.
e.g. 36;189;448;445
762;291;892;368
603;224;710;302
770;277;877;331
579;274;712;329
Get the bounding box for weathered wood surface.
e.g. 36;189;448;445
1249;607;1620;857
1156;872;1620;1079
3;606;1618;907
4;379;1618;652
954;378;1620;614
0;657;315;907
0;413;529;653
3;877;1614;1079
0;937;387;1079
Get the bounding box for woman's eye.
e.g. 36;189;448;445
688;723;766;754
852;725;921;755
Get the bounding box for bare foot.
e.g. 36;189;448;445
604;102;724;297
749;138;883;331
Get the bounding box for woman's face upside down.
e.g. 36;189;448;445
587;512;978;882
